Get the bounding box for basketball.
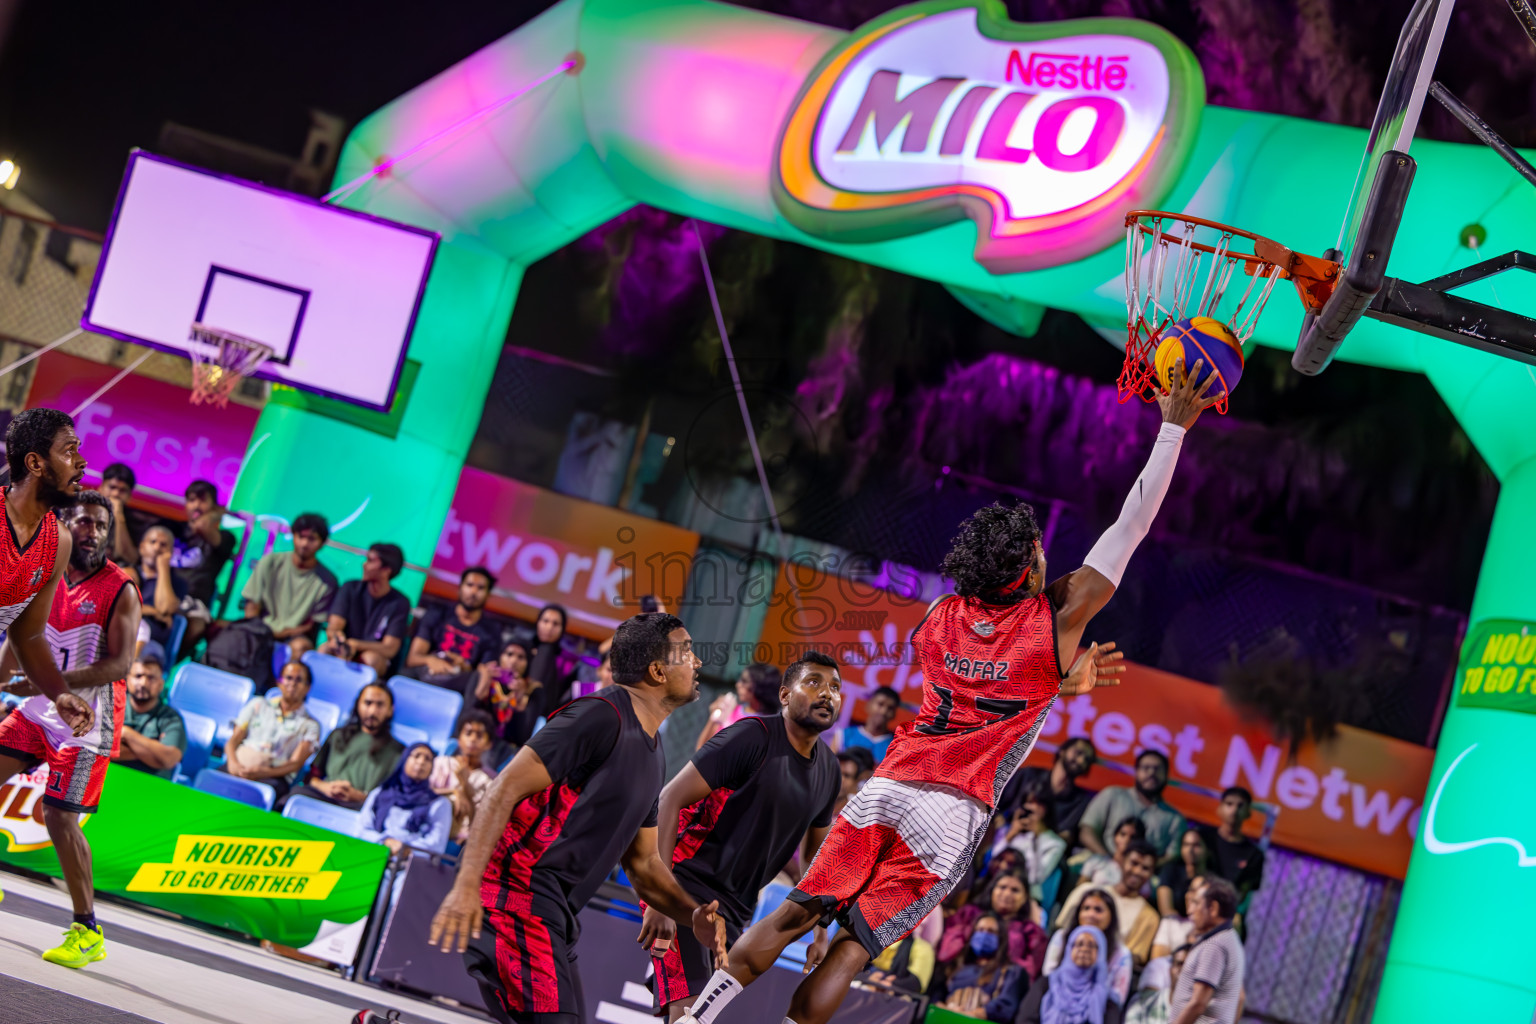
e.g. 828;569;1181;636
1153;316;1244;396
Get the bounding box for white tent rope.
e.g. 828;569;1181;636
69;351;153;417
0;328;81;380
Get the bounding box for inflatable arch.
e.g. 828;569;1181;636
231;0;1536;1016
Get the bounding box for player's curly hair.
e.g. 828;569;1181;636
939;501;1042;605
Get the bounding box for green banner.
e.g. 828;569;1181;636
0;763;387;953
1453;619;1536;716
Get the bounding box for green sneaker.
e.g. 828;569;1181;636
41;922;106;968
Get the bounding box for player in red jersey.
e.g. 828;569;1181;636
677;361;1222;1024
0;408;94;736
0;489;142;967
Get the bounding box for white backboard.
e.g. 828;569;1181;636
83;151;439;410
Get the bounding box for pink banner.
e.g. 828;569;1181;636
25;351;258;501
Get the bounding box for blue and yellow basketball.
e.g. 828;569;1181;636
1153;316;1243;396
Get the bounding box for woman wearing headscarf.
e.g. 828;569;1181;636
1043;888;1134;1006
357;743;453;858
1020;925;1124;1024
527;603;579;706
938;914;1025;1021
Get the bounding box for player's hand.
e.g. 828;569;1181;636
1059;641;1124;696
638;904;676;952
804;929;830;973
430;882;484;953
1157;357;1224;429
55;692;95;737
692;900;729;970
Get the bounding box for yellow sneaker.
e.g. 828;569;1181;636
41;922;106;968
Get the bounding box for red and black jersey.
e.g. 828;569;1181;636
480;686;663;929
670;716;840;927
0;489;60;633
875;592;1061;808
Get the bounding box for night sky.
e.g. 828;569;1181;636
0;0;553;230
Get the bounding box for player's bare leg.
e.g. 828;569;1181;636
681;899;822;1023
0;753;30;787
43;807;94;918
785;931;870;1024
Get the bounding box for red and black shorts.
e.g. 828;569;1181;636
0;712;111;814
466;901;585;1024
644;898;742;1013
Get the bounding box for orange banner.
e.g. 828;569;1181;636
757;566;1433;878
428;468;701;641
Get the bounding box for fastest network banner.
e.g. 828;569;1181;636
0;763;386;961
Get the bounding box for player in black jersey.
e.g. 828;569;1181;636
642;651;844;1020
430;613;728;1024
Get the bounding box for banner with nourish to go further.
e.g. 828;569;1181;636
0;762;386;963
429;467;701;640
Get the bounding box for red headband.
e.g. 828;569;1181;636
998;562;1033;595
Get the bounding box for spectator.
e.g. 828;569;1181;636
1080;816;1149;889
990;783;1067;904
98;462;155;565
1198;786;1265;903
1157;828;1213;919
129;525;187;650
241;512;338;661
1058;840;1161;969
938;870;1048;982
466;639;544;753
1151;876;1209;962
997;737;1099;842
950;843;1026;912
403;566;501;692
940;914;1025;1021
696;662;782;748
1079;750;1186;864
113;650;186;780
288;683;404;809
1169;879;1245;1024
863;932;937;995
223;660;322;800
359;743;453;858
1043;888;1133;1006
828;684;900;764
320;542;411;676
1127;945;1190;1024
595;647;614;689
526;602;579;704
430;710;498;845
1020;926;1124;1024
834;747;875;816
171;479;237;608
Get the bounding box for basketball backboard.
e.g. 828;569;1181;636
82;151;439;411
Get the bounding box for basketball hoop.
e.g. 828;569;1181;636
1120;211;1339;413
187;323;273;407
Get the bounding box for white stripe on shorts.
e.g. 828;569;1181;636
840;777;990;880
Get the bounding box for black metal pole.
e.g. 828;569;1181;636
1429;81;1536;190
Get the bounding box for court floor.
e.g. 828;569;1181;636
0;871;487;1024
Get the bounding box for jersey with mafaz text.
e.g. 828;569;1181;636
19;561;135;753
0;488;60;633
874;592;1061;808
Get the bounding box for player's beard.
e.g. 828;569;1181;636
70;545;106;573
792;702;837;734
41;465;81;509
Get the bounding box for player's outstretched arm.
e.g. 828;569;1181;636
622;826;729;969
1050;358;1221;660
430;745;554;953
10;525;93;735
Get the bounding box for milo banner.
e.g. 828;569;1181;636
0;764;386;962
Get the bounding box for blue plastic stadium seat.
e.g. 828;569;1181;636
264;689;343;745
174;709;217;785
392;722;430;749
282;794;361;837
169;664;255;748
272;643;291;681
165;614;188;665
193;767;275;811
386;675;463;754
299;651;375;712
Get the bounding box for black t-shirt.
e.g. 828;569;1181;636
672;716;840;926
1157;859;1198;912
171;526;237;605
998;765;1096;837
1199;825;1266;894
415;604;500;666
330;580;411;646
482;687;663;930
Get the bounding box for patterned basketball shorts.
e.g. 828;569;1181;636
0;711;114;814
789;777;990;958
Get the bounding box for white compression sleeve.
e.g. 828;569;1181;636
1081;421;1186;588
